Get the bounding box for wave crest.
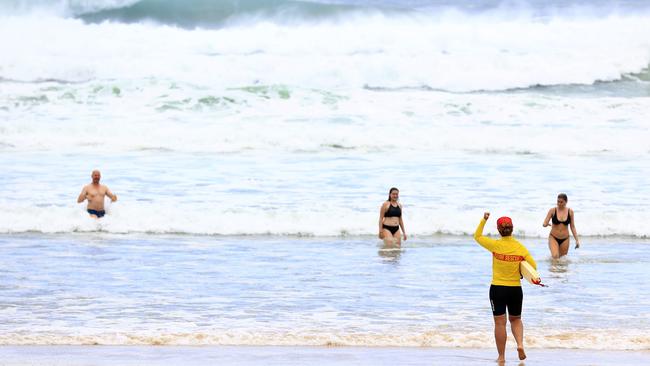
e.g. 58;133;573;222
2;9;650;92
1;203;650;238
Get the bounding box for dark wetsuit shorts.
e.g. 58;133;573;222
489;285;523;316
87;209;106;218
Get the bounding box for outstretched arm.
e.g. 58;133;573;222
570;209;580;248
542;208;553;227
77;186;87;203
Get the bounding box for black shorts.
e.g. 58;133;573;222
489;285;523;317
87;209;106;218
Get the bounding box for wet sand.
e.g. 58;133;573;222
0;346;648;366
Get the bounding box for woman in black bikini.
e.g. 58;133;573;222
543;193;580;258
378;187;407;246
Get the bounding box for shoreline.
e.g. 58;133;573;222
0;346;648;366
2;233;649;354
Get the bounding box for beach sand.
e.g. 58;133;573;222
0;346;648;366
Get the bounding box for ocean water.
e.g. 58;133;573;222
1;0;650;352
1;234;649;349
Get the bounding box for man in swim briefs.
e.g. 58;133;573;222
77;170;117;218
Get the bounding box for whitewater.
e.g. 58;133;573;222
1;1;650;356
1;1;649;236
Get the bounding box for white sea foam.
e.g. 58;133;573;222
1;1;649;354
1;83;649;155
1;2;649;238
1;200;648;237
0;329;648;350
0;10;649;91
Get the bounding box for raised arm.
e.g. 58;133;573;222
105;186;118;202
474;212;499;252
398;203;406;241
542;208;553;227
569;208;580;248
77;186;87;203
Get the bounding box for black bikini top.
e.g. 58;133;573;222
385;203;402;218
552;208;571;226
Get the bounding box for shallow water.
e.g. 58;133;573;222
1;234;648;349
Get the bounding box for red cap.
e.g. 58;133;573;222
497;216;513;228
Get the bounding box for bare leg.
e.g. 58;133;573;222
559;238;570;257
548;235;560;259
382;229;395;246
493;315;507;363
392;230;402;247
509;315;526;360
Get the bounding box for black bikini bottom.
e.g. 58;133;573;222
383;224;399;235
551;234;568;246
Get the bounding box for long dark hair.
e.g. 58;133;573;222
387;187;399;201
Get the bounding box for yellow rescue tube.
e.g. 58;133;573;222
520;261;544;286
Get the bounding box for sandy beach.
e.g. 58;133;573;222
1;346;649;366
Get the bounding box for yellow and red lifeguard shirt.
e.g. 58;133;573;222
474;218;537;287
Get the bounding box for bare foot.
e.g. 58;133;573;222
517;347;527;360
496;357;505;364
